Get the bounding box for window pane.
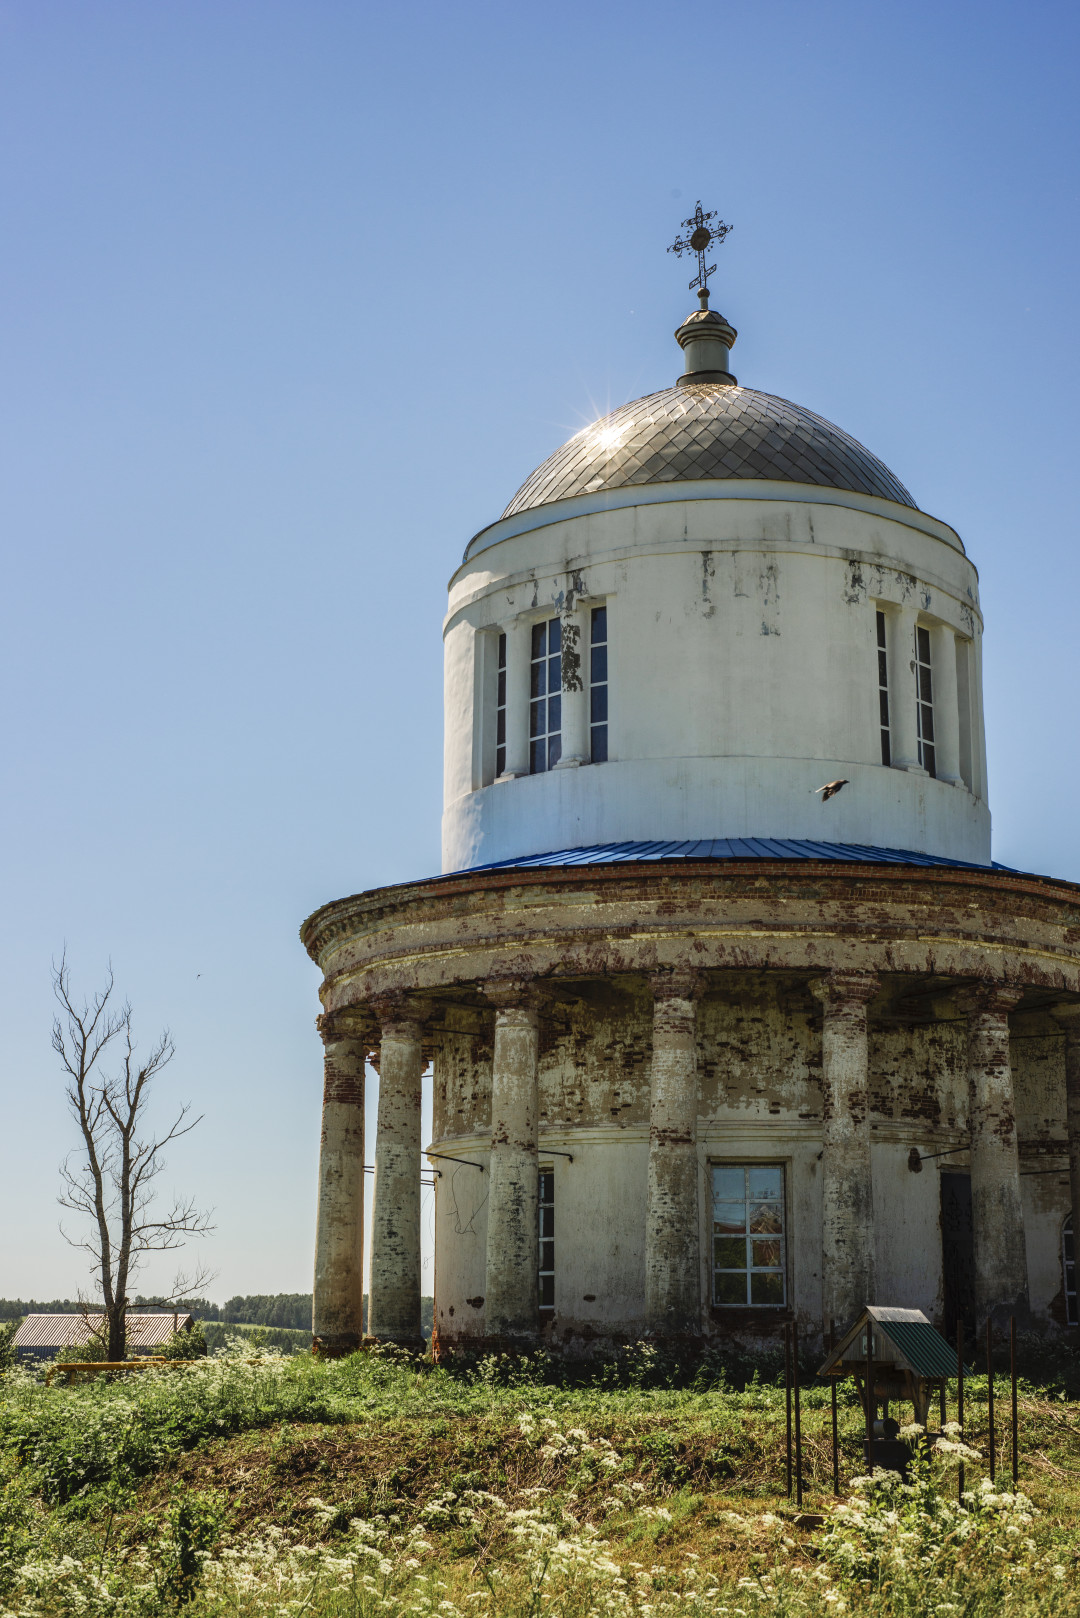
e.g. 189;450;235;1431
749;1167;782;1200
918;665;933;702
530;700;544;737
749;1202;782;1235
548;617;561;652
923;742;936;777
714;1236;747;1267
879;690;890;727
876;612;886;649
530;739;545;773
917;626;931;660
549;656;561;695
498;632;506;670
531;660;546;698
547;732;562;769
591;644;608;683
751;1272;784;1306
713;1211;746;1236
532;622;546;658
540;1206;554;1237
540;1240;554;1272
713;1166;746;1201
591;726;608;763
497;669;506;707
591;686;608;723
591;605;607;643
880;729;891;766
920;705;935;742
752;1238;782;1267
877;649;888;685
713;1272;747;1305
539;1276;554;1308
547;694;561;733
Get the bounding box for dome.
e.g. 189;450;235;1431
501;382;916;520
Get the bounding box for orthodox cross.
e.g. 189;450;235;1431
668;201;732;294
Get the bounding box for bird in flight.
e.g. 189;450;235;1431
813;779;849;802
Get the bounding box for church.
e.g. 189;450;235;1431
303;209;1080;1358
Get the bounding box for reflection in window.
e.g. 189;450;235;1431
590;605;608;763
1065;1215;1077;1326
539;1169;554;1316
712;1163;786;1307
495;632;507;779
876;610;890;766
916;624;936;777
530;619;562;773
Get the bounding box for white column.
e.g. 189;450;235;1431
312;1018;368;1355
368;1003;426;1348
645;972;702;1339
884;606;920;770
930;622;963;786
967;987;1029;1329
499;616;530;779
555;602;589;767
811;972;879;1336
485;986;540;1344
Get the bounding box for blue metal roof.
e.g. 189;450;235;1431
466;838;1015;874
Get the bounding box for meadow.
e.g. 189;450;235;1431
0;1338;1077;1616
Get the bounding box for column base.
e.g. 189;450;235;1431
362;1334;429;1357
311;1332;363;1358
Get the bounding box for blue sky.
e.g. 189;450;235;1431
2;0;1078;1302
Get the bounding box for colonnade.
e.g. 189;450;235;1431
311;972;1074;1354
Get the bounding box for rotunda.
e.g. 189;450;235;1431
303;259;1080;1359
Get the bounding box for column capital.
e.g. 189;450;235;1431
648;968;706;1003
1050;1002;1080;1033
316;1012;373;1050
485;978;544;1017
958;983;1024;1019
809;971;879;1010
370;993;430;1036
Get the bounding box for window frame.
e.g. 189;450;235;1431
495;631;507;780
539;1166;555;1317
710;1161;788;1309
589;604;608;764
530;618;563;774
1065;1214;1077;1327
915;622;936;778
876;609;891;767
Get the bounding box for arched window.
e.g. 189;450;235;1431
1065;1215;1077;1326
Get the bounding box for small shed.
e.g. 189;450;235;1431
12;1312;193;1362
818;1305;958;1429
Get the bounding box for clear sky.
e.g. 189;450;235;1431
2;0;1078;1305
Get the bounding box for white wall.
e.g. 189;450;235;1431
442;485;989;870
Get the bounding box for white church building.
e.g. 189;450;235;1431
303;218;1080;1358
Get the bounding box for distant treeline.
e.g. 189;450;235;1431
0;1294;435;1335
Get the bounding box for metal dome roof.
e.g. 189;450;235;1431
502;381;916;519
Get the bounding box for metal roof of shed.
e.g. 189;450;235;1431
819;1305;958;1380
467;839;1014;874
12;1313;192;1350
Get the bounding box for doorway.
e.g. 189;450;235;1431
940;1172;975;1341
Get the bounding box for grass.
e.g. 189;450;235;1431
0;1341;1077;1615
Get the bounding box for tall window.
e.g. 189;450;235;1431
495;632;507;778
1065;1215;1077;1326
712;1164;786;1307
530;619;562;773
590;605;608;763
876;610;891;766
916;624;936;777
539;1169;555;1317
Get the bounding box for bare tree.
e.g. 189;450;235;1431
52;956;214;1361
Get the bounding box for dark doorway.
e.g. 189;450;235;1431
940;1172;975;1341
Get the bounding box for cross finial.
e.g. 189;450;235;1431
668;201;732;300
